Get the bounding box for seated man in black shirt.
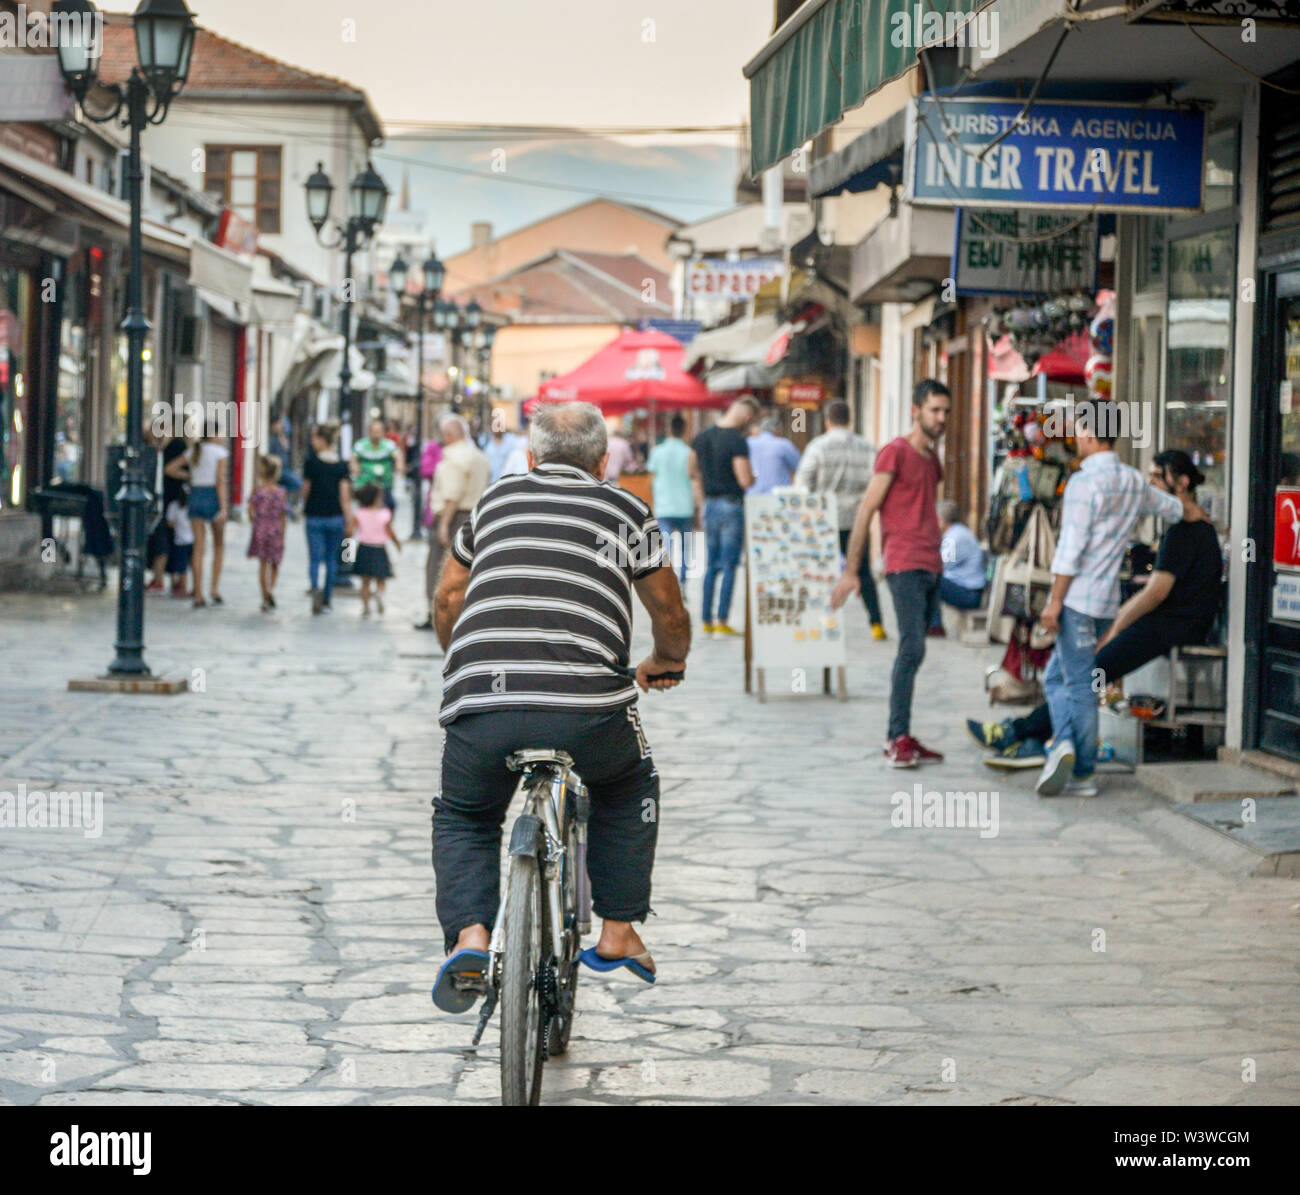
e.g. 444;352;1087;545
968;450;1222;766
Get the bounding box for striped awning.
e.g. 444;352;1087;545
744;0;979;176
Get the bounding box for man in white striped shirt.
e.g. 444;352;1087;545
1036;400;1208;797
429;402;690;1008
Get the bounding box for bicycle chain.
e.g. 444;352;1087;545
537;962;559;1054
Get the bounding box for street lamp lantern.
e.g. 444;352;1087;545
305;161;392;442
132;0;198;101
464;298;483;330
349;160;389;229
388;253;409;297
304;162;333;232
481;323;497;350
434;300;455;331
422;253;445;297
51;0;103;96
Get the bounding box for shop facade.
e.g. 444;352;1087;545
744;0;1300;765
1245;64;1300;762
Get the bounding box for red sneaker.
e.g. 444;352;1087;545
906;735;945;763
883;735;919;768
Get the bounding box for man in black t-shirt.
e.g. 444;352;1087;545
689;397;757;635
969;449;1222;765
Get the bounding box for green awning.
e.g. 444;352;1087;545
744;0;980;177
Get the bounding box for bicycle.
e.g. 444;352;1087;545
466;663;682;1107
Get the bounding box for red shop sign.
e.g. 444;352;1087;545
1275;488;1300;570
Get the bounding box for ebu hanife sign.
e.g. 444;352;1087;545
907;97;1205;214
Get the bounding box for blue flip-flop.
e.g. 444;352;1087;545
431;948;489;1013
579;946;656;985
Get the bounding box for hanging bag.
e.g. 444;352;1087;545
999;506;1057;637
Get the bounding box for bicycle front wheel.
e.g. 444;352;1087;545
500;853;546;1106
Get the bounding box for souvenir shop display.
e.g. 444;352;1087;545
983;291;1094;370
986;400;1073;554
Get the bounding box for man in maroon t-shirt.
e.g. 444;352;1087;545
831;379;951;767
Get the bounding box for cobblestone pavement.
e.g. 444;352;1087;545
2;514;1298;1106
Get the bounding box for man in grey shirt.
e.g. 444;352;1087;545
796;400;885;638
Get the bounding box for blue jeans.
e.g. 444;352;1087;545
1043;606;1111;779
931;577;984;627
701;497;744;624
885;570;940;739
657;516;693;585
306;515;345;604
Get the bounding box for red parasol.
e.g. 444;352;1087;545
1031;330;1091;385
525;329;728;415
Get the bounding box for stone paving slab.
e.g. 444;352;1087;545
2;514;1299;1105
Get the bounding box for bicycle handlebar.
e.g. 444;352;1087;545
611;664;685;682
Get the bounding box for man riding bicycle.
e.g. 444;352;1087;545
430;401;691;1011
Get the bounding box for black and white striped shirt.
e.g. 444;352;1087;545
439;462;667;725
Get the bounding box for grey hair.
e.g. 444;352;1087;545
529;402;608;472
760;415;781;435
438;413;469;440
936;499;962;525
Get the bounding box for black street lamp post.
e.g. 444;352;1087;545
55;0;197;678
462;300;485;435
477;322;497;434
434;299;461;411
305;159;390;444
388;251;443;539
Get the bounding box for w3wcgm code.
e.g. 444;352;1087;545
1115;1131;1249;1146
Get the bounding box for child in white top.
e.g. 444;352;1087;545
165;497;194;596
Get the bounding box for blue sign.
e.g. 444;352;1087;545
907;97;1205;213
638;318;702;344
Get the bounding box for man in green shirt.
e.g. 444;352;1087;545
648;414;694;586
352;418;402;510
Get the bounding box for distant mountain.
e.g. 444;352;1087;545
374;134;739;256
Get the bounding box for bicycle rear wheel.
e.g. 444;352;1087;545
546;821;582;1057
500;853;546;1106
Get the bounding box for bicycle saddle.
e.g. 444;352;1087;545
506;749;575;771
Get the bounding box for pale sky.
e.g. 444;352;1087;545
157;0;774;133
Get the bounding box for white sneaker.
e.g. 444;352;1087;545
1035;739;1076;796
1063;776;1099;797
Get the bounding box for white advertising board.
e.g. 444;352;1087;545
745;489;847;674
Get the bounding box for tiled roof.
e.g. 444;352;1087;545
567;251;667;294
457;251;671;324
98;15;383;138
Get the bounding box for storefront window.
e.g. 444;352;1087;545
0;263;33;512
1135;215;1167;292
55;254;90;484
110;270;155;444
1282;296;1300;484
1203;126;1238;214
1166;227;1234;525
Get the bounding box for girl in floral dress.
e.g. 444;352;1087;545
247;455;290;612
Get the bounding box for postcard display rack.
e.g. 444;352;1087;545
743;489;848;702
